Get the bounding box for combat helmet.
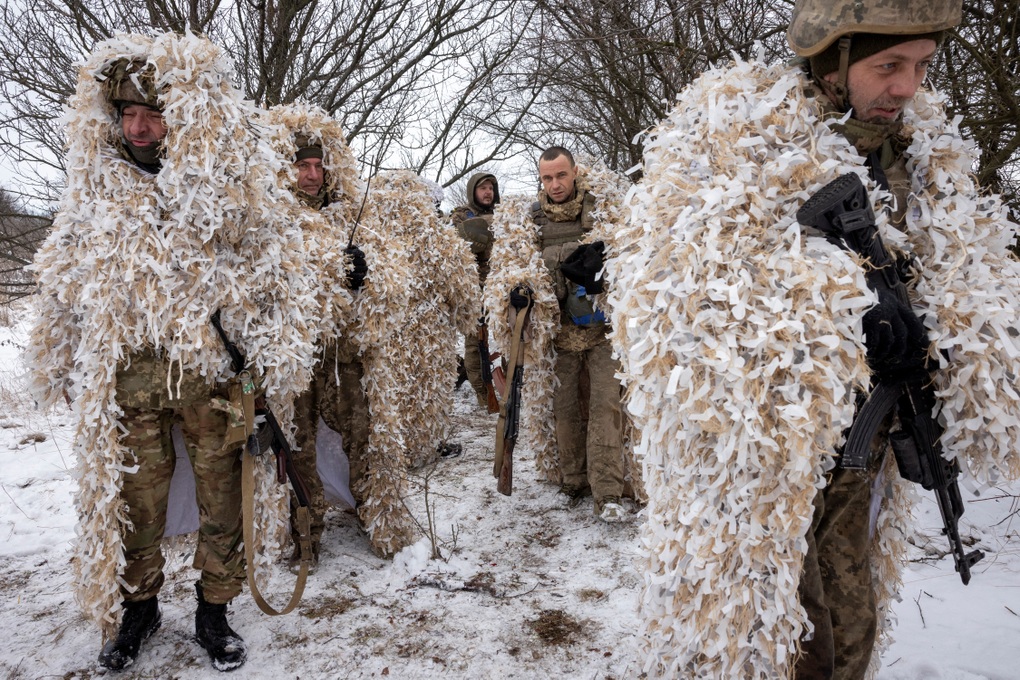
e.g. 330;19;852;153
788;0;962;57
99;58;160;110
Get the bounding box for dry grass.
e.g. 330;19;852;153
526;609;586;646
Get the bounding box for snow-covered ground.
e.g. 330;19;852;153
1;308;1017;679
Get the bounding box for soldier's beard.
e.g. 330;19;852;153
851;93;911;124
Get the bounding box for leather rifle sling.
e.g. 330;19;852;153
493;297;530;478
239;390;309;615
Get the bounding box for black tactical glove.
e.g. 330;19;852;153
862;290;929;378
560;241;606;294
249;422;275;457
509;287;532;310
345;245;368;291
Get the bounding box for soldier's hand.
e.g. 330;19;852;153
459;216;493;246
862;290;928;378
509;287;531;310
561;241;606;294
345;245;368;291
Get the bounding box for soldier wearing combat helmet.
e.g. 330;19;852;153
616;1;1020;678
28;34;321;673
103;58;166;171
789;4;961;673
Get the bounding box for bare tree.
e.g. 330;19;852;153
478;0;792;174
0;0;533;203
934;1;1019;220
0;187;50;303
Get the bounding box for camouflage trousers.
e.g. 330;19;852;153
119;404;244;605
289;342;371;542
552;330;625;512
462;331;488;409
795;457;883;679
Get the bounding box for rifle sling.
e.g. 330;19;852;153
493;301;530;480
242;448;310;615
211;311;311;613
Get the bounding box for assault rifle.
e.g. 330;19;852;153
493;287;533;496
797;173;985;584
210;311;312;507
478;321;501;414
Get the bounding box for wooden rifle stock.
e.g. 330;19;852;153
493;288;532;496
478;323;500;414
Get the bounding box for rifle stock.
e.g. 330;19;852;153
478;323;500;414
797;174;984;584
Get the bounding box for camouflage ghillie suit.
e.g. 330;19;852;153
484;161;633;512
614;2;1020;678
532;185;625;515
26;34;319;639
264;103;363;554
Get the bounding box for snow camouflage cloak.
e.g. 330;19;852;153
609;55;1020;679
351;170;479;556
27;33;321;636
263;102;360;345
484;160;641;491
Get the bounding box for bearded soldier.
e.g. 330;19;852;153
613;1;1020;678
485;148;631;522
266;103;365;570
27;34;319;672
451;172;501;410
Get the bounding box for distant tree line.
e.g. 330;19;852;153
0;0;1016;302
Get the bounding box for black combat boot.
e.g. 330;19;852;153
97;597;161;670
195;583;246;672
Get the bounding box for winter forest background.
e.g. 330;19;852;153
1;0;1019;296
1;1;1019;678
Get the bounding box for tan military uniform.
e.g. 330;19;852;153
533;189;625;513
115;350;244;605
451;172;500;408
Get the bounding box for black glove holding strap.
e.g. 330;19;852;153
509;287;531;310
345;245;368;291
862;289;929;378
560;241;606;294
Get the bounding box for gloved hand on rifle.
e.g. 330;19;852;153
509;287;531;310
560;241;606;294
345;245;368;291
862;289;929;379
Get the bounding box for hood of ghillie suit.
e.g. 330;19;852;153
26;32;322;637
331;169;478;557
609;53;1020;679
484;159;632;486
264;102;364;342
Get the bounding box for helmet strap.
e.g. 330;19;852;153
814;36;852;112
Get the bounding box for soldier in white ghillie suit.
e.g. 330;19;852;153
352;170;479;556
485;147;635;522
611;1;1020;678
27;34;320;672
265;103;362;569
